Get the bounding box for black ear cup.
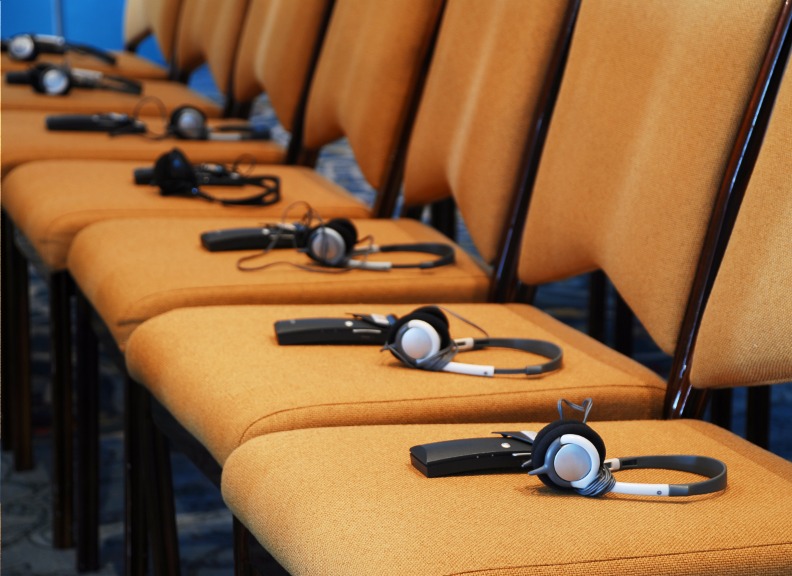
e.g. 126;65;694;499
151;148;196;196
306;219;358;266
386;308;452;366
31;64;71;95
170;106;208;140
530;420;606;490
408;305;449;326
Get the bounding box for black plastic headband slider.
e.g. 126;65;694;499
524;365;545;376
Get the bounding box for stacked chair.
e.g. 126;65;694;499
1;0;250;118
1;0;335;483
115;0;790;572
221;54;792;574
5;0;456;571
1;0;334;558
1;0;789;573
2;0;326;560
1;0;276;179
70;0;576;568
1;0;180;80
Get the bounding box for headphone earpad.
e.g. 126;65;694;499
387;309;452;365
170;106;208;139
530;419;606;490
31;63;71;95
408;305;449;326
306;218;358;266
152;148;196;195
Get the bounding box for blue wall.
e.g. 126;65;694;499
3;0;125;48
2;0;164;64
62;0;127;50
2;0;61;36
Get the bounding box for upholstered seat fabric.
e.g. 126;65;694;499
0;110;286;178
1;77;223;116
221;419;792;575
126;302;665;465
71;219;490;350
2;159;368;270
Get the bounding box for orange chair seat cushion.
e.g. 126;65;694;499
1;51;170;80
70;218;490;349
125;302;665;465
2;159;368;270
1;77;222;116
222;419;792;576
0;111;286;178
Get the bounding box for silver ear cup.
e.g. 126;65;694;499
175;108;206;139
309;226;347;265
41;67;70;94
552;442;593;482
9;35;35;60
398;319;442;362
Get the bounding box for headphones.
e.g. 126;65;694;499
5;63;142;96
304;219;455;271
383;306;564;377
526;399;728;497
168;106;271;141
142;148;281;207
2;33;116;64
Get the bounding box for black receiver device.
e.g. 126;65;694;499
274;313;397;345
46;112;147;133
409;431;535;477
201;223;309;252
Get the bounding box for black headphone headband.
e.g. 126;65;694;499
5;64;141;96
386;335;563;377
305;221;456;271
384;307;564;378
169;106;271;141
2;34;116;64
528;399;728;497
466;338;564;375
340;242;455;270
374;243;455;269
606;455;727;497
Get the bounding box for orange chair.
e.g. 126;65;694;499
221;49;792;574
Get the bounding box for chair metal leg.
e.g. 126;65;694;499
125;377;149;576
233;517;254;576
76;291;100;571
613;292;634;357
746;385;771;449
587;271;607;343
4;213;33;470
710;388;734;430
142;389;181;576
50;271;74;549
0;214;14;451
430;197;457;241
709;388;734;430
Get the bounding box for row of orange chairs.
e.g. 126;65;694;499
2;0;791;574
